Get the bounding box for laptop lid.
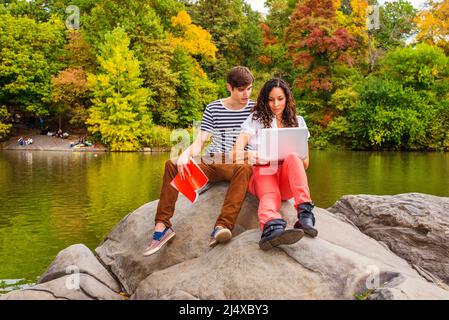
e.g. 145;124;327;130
257;127;308;161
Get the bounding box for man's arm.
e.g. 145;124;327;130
177;130;211;179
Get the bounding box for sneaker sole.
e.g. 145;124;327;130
303;227;318;238
215;228;232;243
143;232;175;256
259;229;304;251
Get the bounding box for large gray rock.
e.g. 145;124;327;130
95;182;260;294
131;205;449;300
1;244;125;300
3;184;449;300
0;274;125;300
38;244;122;293
328;193;449;287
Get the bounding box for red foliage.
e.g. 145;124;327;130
286;0;357;93
259;23;277;46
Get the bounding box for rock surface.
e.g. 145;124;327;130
95;183;260;294
131;206;449;300
1;274;125;300
328;193;449;287
1;244;124;300
2;184;449;300
38;244;122;293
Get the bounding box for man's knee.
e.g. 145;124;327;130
164;159;178;174
233;164;252;177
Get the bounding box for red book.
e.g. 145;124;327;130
170;157;209;203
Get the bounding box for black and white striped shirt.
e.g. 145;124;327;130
200;99;255;154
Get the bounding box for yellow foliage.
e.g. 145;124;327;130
415;0;449;54
336;0;369;64
169;11;217;61
171;10;192;29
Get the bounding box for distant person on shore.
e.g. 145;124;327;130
17;137;25;146
39;117;45;131
232;78;318;250
41;126;49;135
26;137;33;145
56;129;63;138
143;66;255;256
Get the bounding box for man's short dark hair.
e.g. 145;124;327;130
227;66;254;89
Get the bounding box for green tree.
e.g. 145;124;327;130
82;0;165;50
86;27;152;151
258;0;298;82
375;0;417;50
350;44;449;150
189;0;262;80
0;12;66;116
170;47;218;127
0;105;11;139
133;38;179;127
1;0;97;22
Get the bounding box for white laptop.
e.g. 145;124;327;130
257;127;308;161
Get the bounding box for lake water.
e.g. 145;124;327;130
1;150;448;293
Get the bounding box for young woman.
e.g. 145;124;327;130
233;78;318;250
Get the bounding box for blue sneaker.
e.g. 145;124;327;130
143;226;175;256
209;226;232;247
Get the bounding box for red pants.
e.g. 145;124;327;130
249;153;312;230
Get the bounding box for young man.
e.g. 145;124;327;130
143;66;255;256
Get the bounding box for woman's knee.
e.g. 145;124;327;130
259;190;281;204
285;153;304;166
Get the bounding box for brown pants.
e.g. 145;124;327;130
155;154;252;230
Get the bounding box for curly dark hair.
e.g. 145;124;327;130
252;78;298;128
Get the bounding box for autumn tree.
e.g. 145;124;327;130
168;11;218;127
335;0;369;67
169;10;218;62
51;67;89;129
87;27;152;151
189;0;263;80
415;0;449;54
65;29;96;72
257;0;298;82
286;0;357;94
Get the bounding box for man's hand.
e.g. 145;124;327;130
176;152;192;180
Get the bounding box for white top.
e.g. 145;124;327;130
241;114;310;150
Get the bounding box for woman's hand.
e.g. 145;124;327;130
248;150;269;166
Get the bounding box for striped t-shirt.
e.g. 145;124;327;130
200;99;255;154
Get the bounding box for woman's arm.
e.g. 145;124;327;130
303;144;309;169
